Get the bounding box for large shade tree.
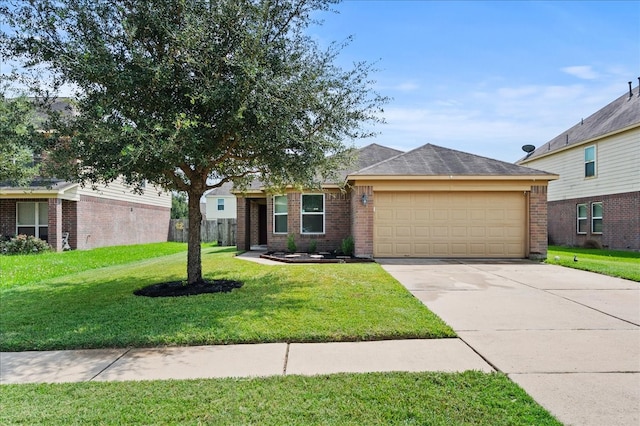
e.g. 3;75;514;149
1;0;386;284
0;92;40;186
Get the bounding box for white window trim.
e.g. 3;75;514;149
300;193;325;235
16;201;48;239
577;203;587;234
217;198;225;211
584;145;596;178
273;195;288;234
591;202;603;234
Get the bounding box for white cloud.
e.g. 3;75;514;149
562;65;599;80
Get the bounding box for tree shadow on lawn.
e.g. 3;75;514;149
0;270;310;351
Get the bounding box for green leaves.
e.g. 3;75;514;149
0;94;41;186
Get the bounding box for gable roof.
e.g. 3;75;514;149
204;181;234;197
336;143;404;179
351;143;555;177
520;85;640;163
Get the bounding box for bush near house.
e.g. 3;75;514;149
1;235;50;255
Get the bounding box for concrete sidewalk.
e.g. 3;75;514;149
0;339;493;384
379;259;640;426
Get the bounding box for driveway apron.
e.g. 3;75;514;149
379;259;640;426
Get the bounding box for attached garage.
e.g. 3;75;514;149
374;191;526;257
348;143;557;259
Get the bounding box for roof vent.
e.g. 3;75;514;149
521;144;535;154
629;81;633;98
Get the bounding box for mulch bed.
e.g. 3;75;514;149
134;279;243;297
260;252;375;264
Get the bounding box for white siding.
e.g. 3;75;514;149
205;195;237;219
523;128;640;202
76;178;172;208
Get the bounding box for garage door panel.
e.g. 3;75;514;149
374;191;525;258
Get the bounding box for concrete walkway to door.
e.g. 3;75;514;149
378;258;640;426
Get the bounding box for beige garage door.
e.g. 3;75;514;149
374;192;526;258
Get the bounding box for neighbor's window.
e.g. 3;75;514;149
584;146;596;178
217;198;224;211
273;195;288;234
577;204;588;234
591;202;603;234
301;194;324;234
16;201;49;241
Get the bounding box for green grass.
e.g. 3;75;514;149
0;242;189;289
547;245;640;282
0;371;560;425
0;245;454;351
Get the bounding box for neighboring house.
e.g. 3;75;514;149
0;178;172;251
518;85;640;250
236;143;557;259
203;182;237;220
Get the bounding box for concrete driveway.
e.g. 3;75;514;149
379;259;640;426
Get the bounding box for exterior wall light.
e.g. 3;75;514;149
361;194;368;205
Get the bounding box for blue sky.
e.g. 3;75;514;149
310;0;640;162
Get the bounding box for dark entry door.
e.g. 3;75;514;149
258;204;267;245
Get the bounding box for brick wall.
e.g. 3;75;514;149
267;190;351;253
236;196;247;250
529;185;549;258
73;195;170;250
0;199;18;237
351;185;373;257
548;191;639;250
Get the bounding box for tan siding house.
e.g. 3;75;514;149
518;85;640;250
1;178;171;251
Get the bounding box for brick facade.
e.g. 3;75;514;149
529;185;549;258
547;191;639;250
0;195;170;251
265;190;351;253
351;185;374;257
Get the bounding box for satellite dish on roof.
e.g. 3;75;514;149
521;144;535;153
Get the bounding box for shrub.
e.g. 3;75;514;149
287;234;297;253
1;235;51;255
341;236;354;257
308;239;317;253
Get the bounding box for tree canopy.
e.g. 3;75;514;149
0;93;40;186
1;0;387;283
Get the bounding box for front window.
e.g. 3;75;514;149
217;198;224;211
584;146;596;178
273;195;288;234
592;202;603;234
301;194;324;234
577;204;587;234
17;202;49;241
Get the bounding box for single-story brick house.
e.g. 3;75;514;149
236;143;558;259
0;178;172;251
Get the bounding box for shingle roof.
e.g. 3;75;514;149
204;181;234;196
351;143;555;177
521;86;640;162
337;143;404;179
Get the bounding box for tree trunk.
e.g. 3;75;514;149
187;190;203;284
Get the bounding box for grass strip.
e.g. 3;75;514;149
1;246;454;351
0;242;188;289
547;246;640;282
0;371;560;425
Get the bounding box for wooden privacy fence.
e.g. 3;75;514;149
168;219;237;246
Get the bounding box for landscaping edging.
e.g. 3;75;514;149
260;252;375;264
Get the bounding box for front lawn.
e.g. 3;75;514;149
0;371;560;425
0;245;454;351
547;246;640;282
